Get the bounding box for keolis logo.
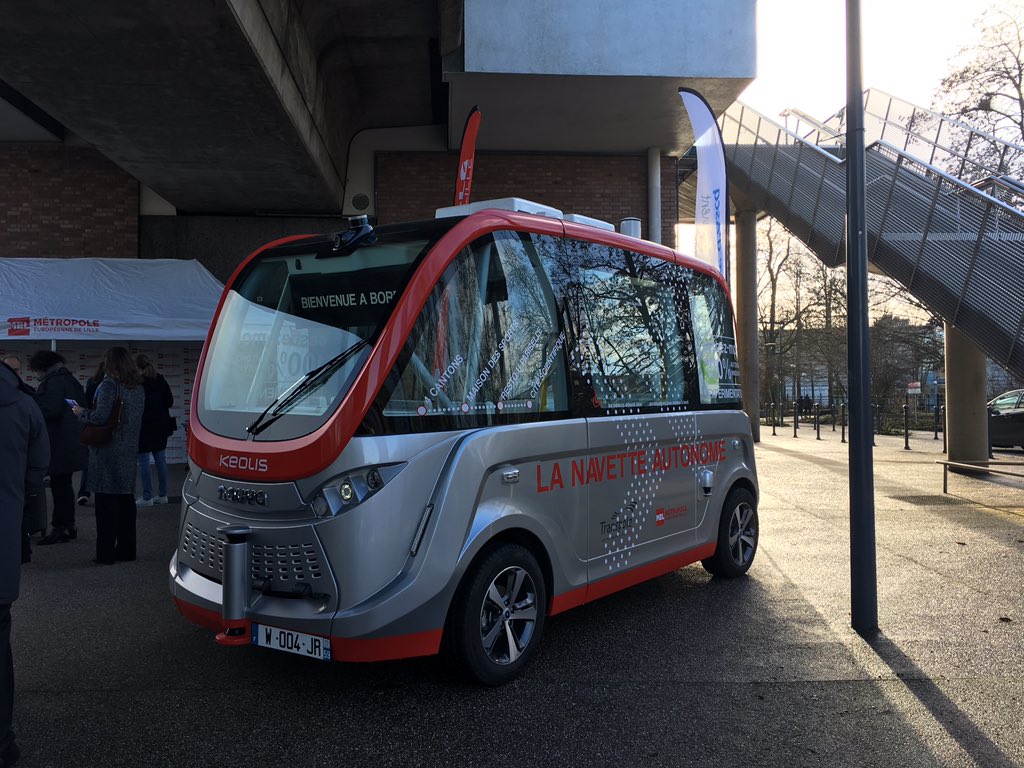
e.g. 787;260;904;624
219;454;269;472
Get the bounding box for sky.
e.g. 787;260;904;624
740;0;992;119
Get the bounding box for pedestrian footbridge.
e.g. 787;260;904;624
722;90;1024;377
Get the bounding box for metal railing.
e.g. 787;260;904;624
722;99;1024;377
823;89;1024;193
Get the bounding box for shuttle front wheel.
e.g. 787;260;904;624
701;487;758;578
449;543;547;686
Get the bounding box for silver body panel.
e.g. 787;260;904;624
171;410;757;649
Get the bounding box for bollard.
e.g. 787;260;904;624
941;406;946;454
871;403;877;447
216;524;252;645
989;408;995;459
815;403;821;440
903;396;910;450
841;402;847;443
771;402;777;436
793;403;799;437
933;404;940;440
832;403;836;431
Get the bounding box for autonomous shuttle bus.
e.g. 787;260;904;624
171;198;759;684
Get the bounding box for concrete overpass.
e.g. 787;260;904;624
0;0;754;217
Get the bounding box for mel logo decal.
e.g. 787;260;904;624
654;505;687;527
7;317;30;337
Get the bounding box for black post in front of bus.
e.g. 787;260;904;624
846;0;878;636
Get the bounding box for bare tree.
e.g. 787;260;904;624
935;1;1024;179
756;218;817;409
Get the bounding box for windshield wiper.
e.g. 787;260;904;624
246;338;370;437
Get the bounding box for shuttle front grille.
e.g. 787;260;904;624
181;521;224;575
179;516;328;592
251;542;325;585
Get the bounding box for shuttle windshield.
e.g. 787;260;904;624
197;220;456;441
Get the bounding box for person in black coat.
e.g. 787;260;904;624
135;354;174;506
1;360;50;768
29;351;87;544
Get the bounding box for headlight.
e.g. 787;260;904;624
339;481;355;502
309;463;405;518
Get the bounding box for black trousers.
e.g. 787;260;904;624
94;493;137;563
0;602;13;755
77;466;89;497
49;472;76;529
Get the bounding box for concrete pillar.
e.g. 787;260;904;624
647;147;661;244
944;322;988;463
734;207;760;442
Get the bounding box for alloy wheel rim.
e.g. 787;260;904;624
727;501;757;567
479;565;538;665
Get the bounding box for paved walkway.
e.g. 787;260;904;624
9;430;1024;767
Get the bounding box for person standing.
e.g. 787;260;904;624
72;347;144;565
0;357;44;551
75;362;105;507
0;358;32;395
28;351;86;545
1;360;50;768
134;355;173;506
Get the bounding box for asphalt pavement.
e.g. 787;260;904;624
9;427;1024;767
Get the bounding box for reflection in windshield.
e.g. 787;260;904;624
198;227;445;441
201;289;368;439
247;338;370;436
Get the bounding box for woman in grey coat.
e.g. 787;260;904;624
73;347;144;565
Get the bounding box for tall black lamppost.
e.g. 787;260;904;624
847;0;878;635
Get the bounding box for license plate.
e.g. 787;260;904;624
252;624;331;661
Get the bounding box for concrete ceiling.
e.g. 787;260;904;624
0;0;342;213
0;95;60;142
0;0;441;213
447;73;747;155
0;0;751;215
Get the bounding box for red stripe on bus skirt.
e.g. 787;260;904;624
549;542;717;616
173;598;442;662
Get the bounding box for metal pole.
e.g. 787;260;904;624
846;0;878;635
903;394;910;450
647;147;662;244
771;402;777;436
933;404;940;439
941;405;947;454
793;402;799;438
815;403;821;440
841;403;847;443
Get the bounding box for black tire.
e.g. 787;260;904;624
448;543;546;686
701;487;758;578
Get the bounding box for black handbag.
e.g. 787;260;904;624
167;415;178;436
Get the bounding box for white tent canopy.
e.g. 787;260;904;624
0;258;224;341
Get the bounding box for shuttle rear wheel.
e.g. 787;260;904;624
449;543;547;686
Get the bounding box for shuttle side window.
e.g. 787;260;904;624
375;230;568;431
688;272;742;406
554;238;699;413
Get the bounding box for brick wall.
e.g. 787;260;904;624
0;144;139;257
376;152;679;246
